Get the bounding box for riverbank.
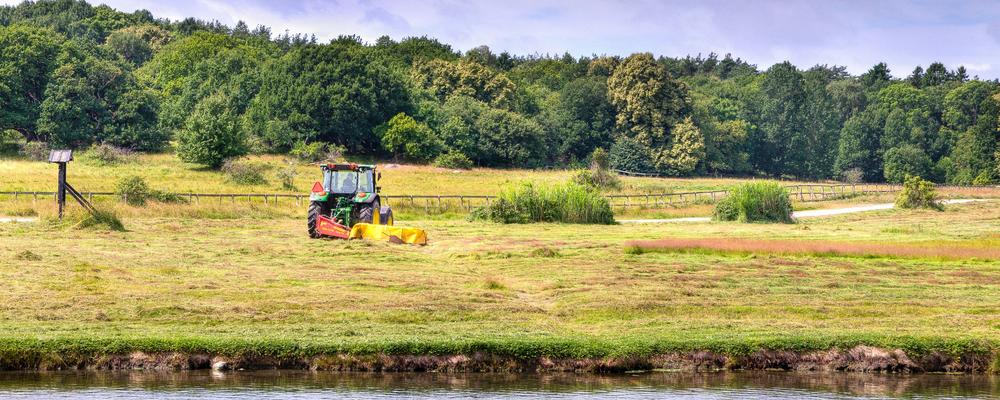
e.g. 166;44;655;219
0;340;996;373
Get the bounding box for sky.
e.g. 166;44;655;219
6;0;1000;78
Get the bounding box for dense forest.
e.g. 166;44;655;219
2;0;999;184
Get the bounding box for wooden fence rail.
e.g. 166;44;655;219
1;183;995;213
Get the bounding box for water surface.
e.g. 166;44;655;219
0;370;995;399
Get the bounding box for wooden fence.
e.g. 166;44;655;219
0;183;925;213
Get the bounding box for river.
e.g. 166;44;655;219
0;370;995;399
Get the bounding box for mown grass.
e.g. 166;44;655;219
0;201;998;362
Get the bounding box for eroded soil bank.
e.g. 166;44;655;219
5;346;997;374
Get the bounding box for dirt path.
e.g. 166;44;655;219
619;199;984;224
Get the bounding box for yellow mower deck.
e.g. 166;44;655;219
349;223;427;245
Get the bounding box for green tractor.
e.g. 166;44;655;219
308;163;393;239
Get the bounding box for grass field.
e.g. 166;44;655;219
0;198;998;369
2;153;999;371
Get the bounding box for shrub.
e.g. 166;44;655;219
713;181;794;223
222;159;268;185
80;144;135;166
115;176;151;206
276;162;298;190
895;175;943;211
0;129;26;154
841;167;864;184
20;141;49;161
433;150;473;169
115;175;185;206
474;182;614;224
572;148;621;190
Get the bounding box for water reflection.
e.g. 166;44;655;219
0;370;995;399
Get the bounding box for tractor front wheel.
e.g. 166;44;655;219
358;199;379;224
307;201;323;238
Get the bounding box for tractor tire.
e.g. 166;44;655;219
379;206;393;225
357;199;379;224
307;201;323;238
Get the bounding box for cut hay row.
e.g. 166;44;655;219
625;237;1000;261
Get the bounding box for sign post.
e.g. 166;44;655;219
48;150;96;220
48;150;73;220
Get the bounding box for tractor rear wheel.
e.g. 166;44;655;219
358;199;379;224
307;201;323;238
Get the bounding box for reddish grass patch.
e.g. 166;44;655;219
625;237;1000;260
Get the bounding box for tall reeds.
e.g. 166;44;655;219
474;182;615;224
713;181;793;223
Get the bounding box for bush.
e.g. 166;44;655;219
572;148;621;190
883;145;932;183
609;136;653;172
0;129;26;154
20;141;49;161
841;167;864;184
114;175;185;206
222;159;268;185
713;181;794;223
276;162;298;190
80;144;135;166
115;176;151;206
895;175;943;211
473;182;614;224
433;150;473;169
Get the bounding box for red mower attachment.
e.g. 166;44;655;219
315;215;351;239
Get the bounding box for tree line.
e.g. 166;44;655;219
2;0;999;183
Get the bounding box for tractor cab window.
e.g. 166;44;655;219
326;170;358;194
358;170;375;193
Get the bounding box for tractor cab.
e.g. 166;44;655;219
317;163;378;200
